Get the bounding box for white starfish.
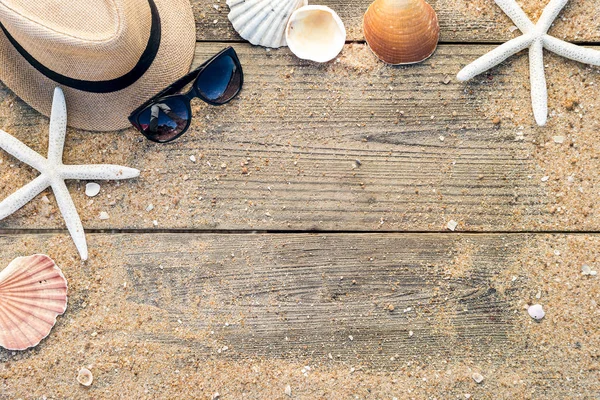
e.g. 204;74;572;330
457;0;600;126
0;87;140;260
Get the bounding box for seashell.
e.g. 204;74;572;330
472;372;484;384
85;182;101;197
528;304;545;320
226;0;307;48
285;5;346;63
77;367;93;386
363;0;440;65
0;255;68;350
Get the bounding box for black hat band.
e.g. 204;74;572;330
0;0;161;94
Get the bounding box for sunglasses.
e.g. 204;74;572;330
129;47;243;143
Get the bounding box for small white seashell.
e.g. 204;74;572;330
227;0;307;48
284;384;292;397
85;182;101;197
447;220;458;231
285;5;346;63
528;304;545;320
472;372;484;384
582;265;592;275
581;265;597;276
77;368;93;386
0;255;68;350
99;211;109;220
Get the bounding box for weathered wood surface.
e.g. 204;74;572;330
1;43;599;232
124;233;516;361
2;1;600;398
0;233;597;398
193;0;600;43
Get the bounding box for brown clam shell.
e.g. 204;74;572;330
363;0;440;65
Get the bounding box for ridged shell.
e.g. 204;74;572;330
285;5;346;63
0;255;68;350
363;0;440;65
227;0;308;48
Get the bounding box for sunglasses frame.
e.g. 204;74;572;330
128;46;243;143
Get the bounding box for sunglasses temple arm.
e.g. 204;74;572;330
161;70;201;97
128;63;205;119
129;48;235;121
161;48;234;97
160;50;228;97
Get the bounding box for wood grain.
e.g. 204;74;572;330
1;43;600;232
193;0;600;43
1;232;598;396
124;233;518;365
0;2;598;397
0;232;526;367
0;233;598;398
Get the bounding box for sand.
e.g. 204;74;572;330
1;1;600;398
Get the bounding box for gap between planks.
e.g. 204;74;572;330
4;229;600;235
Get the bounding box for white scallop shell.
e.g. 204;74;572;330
227;0;307;48
285;5;346;63
0;255;68;350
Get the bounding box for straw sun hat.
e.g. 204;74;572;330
0;0;196;131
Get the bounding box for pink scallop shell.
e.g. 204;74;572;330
0;254;68;350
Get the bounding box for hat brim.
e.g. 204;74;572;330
0;0;196;132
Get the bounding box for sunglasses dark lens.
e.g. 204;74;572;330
196;54;241;104
137;97;190;142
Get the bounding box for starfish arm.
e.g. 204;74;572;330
494;0;535;33
0;174;50;220
60;165;141;181
543;35;600;66
0;130;47;172
51;178;88;260
537;0;569;33
529;39;548;126
47;88;68;164
457;34;533;81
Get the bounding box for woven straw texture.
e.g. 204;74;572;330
0;0;196;131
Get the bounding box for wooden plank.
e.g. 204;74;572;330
1;42;600;232
0;232;598;398
193;0;600;43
